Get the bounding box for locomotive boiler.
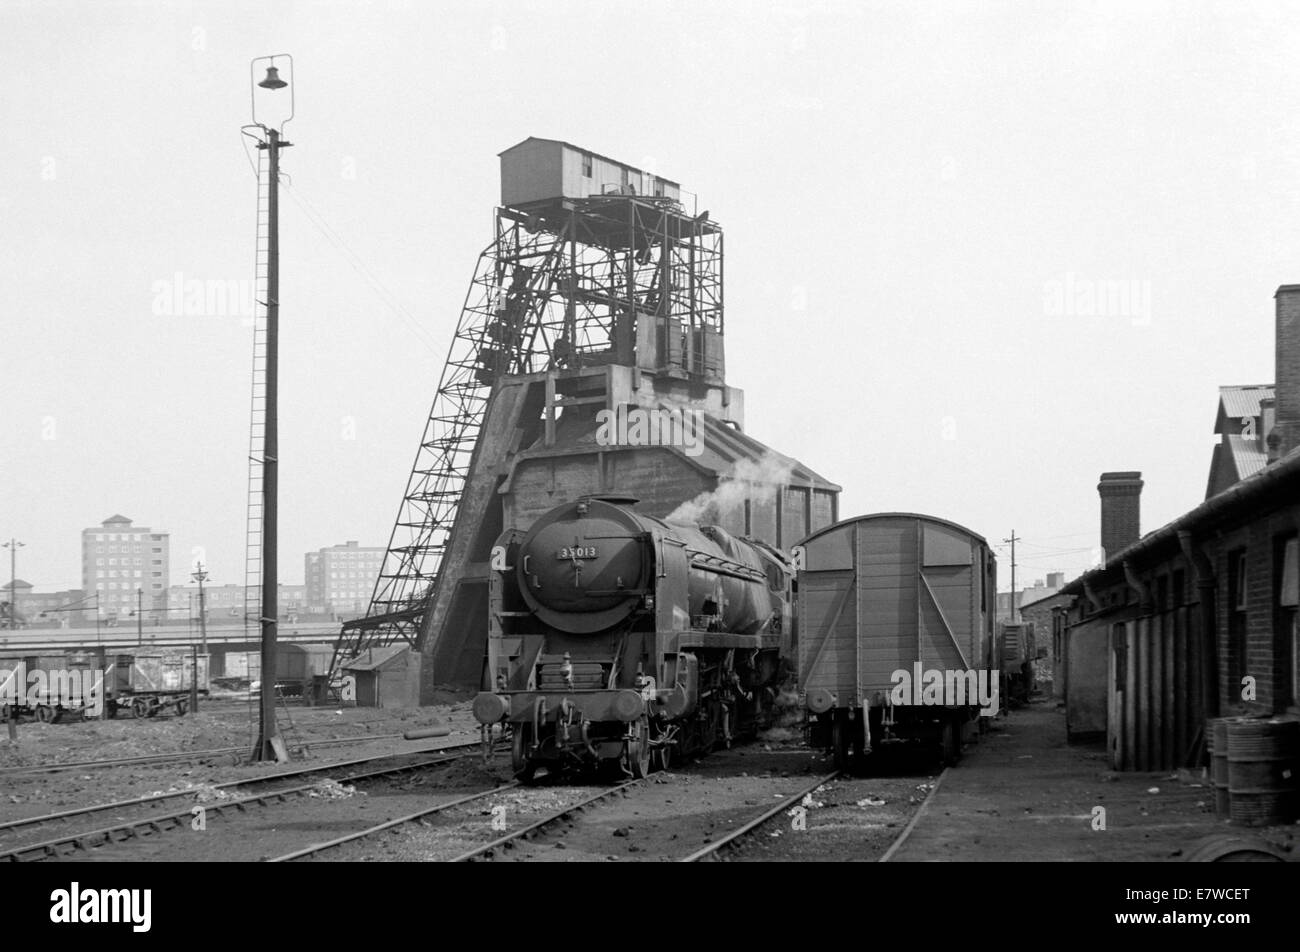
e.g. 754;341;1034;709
472;495;793;780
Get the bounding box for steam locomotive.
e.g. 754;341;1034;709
472;495;793;781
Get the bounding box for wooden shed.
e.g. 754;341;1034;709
341;646;421;709
499;137;682;208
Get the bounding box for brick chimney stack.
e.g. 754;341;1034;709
1274;286;1300;460
1098;471;1143;561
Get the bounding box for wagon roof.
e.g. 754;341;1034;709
795;511;991;549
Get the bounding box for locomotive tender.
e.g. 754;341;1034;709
472;495;793;780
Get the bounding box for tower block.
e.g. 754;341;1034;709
335;138;840;701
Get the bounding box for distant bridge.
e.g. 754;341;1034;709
0;622;338;655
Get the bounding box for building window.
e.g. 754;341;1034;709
152;547;162;554
582;152;592;177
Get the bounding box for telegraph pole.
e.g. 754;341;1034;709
1003;530;1019;621
136;587;143;646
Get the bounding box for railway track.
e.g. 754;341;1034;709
0;742;489;862
0;731;418;775
268;782;522;862
451;780;647;862
680;771;841;861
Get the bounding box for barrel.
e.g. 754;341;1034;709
1227;717;1300;827
1208;718;1231;816
1182;833;1287;862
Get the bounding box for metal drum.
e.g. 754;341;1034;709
1208;717;1232;816
1227;717;1300;827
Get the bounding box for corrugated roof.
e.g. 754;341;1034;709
1215;384;1273;433
341;645;408;672
1226;433;1268;480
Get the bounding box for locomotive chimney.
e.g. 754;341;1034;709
1098;471;1143;562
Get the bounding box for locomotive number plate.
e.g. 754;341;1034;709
557;546;598;560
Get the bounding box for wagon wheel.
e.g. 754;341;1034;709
511;722;536;784
131;698;149;719
34;705;55;724
175;698;189;717
624;716;652;779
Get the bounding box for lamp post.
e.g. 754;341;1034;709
3;538;24;629
249;54;293;763
191;562;209;655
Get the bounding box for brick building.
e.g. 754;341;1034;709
1058;284;1300;768
80;515;169;622
305;541;385;617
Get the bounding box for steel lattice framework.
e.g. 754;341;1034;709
332;195;722;669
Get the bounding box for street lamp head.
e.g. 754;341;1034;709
258;65;288;90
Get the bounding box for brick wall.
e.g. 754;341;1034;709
1275;286;1300;457
1098;472;1143;559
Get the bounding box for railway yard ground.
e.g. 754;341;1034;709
889;700;1298;862
1;694;1295;862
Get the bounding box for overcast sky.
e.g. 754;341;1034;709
2;0;1296;595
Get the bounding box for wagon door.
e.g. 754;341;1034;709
843;518;918;698
798;523;858;705
918;522;976;673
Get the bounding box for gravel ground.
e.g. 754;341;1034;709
309;743;935;863
0;691;482;827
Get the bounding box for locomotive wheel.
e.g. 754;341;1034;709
511;723;537;784
625;716;652;779
131;698;149;719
